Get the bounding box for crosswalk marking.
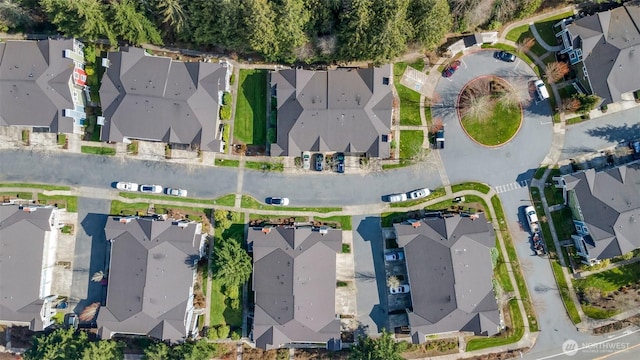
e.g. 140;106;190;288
494;180;529;194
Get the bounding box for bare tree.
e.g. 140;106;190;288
387;276;401;288
459;78;493;122
559;98;580;113
91;271;104;283
79;302;100;321
430;117;444;134
544;61;570;83
517;37;536;53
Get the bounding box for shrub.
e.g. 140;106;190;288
621;251;634;261
220;105;231;120
222;92;232;105
267;128;276;144
216;325;230;339
230;298;241;310
207;327;219;340
572;93;600;114
229;74;236;85
230;330;241;340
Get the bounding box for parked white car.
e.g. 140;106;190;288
302;151;311;170
267;197;289;206
407;188;431;200
390;284;410;294
165;188;188;197
525;206;540;233
140;185;163;194
387;193;407;203
116;182;138;192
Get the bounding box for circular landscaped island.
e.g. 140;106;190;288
457;76;523;147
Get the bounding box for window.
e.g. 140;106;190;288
382;77;389;85
575;224;583;233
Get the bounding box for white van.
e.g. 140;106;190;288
534;80;549;101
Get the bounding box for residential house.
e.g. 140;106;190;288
97;216;206;342
556;2;640;105
248;226;342;350
99;46;230;152
0;204;64;330
270;66;393;158
556;164;640;264
0;39;87;134
393;214;501;343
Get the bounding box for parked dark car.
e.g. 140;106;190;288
315;153;324;171
442;60;461;78
336;153;345;173
494;51;516;62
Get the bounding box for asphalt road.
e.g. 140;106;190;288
560;107;640;161
432;50;554;187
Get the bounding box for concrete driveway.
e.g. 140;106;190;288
432;50;554;187
71;197;111;319
351;215;389;336
560;107;640;161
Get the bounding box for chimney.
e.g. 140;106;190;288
319;226;329;235
262;227;272;234
22;206;37;213
412;221;421;228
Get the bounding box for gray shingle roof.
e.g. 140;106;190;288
563;163;640;260
394;214;500;341
97;217;202;342
99;47;228;151
270;66;393;157
0;205;55;330
567;3;640;104
0;40;75;133
249;227;342;350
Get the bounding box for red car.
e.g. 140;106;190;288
442;60;461;78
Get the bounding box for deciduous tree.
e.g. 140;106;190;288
544;61;570;83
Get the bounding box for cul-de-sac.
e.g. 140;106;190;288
0;1;639;359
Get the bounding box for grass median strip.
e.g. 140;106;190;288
81;146;116;156
37;194;78;212
245;161;284;172
0;183;70;191
552;261;582;324
0;192;33;199
314;215;352;230
390;187;447;208
240;195;340;213
119;192;216;205
451;182;491;194
215;159;240;167
213;194;237;207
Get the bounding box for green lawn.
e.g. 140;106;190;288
240;195;341;213
315;215;353;230
394;62;423;126
567;116;588;125
37;194;78;212
249;213;309;222
0;192;33;199
382;159;413;170
461;101;521;146
451;182;491;194
506;24;530;42
209;278;243;328
0;183;70;191
551;261;582;324
213;194;237;207
558;85;578;100
573;262;640;293
533;11;574;47
244;161;283;172
234;69;267;145
399;130;424;160
551;208;575;241
466;299;523;351
110;200;209;221
533;166;548;180
81;146;116;156
215;159;240;167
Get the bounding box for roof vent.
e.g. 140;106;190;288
118;217;133;224
262;227;272;234
412;221;421;228
470;214;479;221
